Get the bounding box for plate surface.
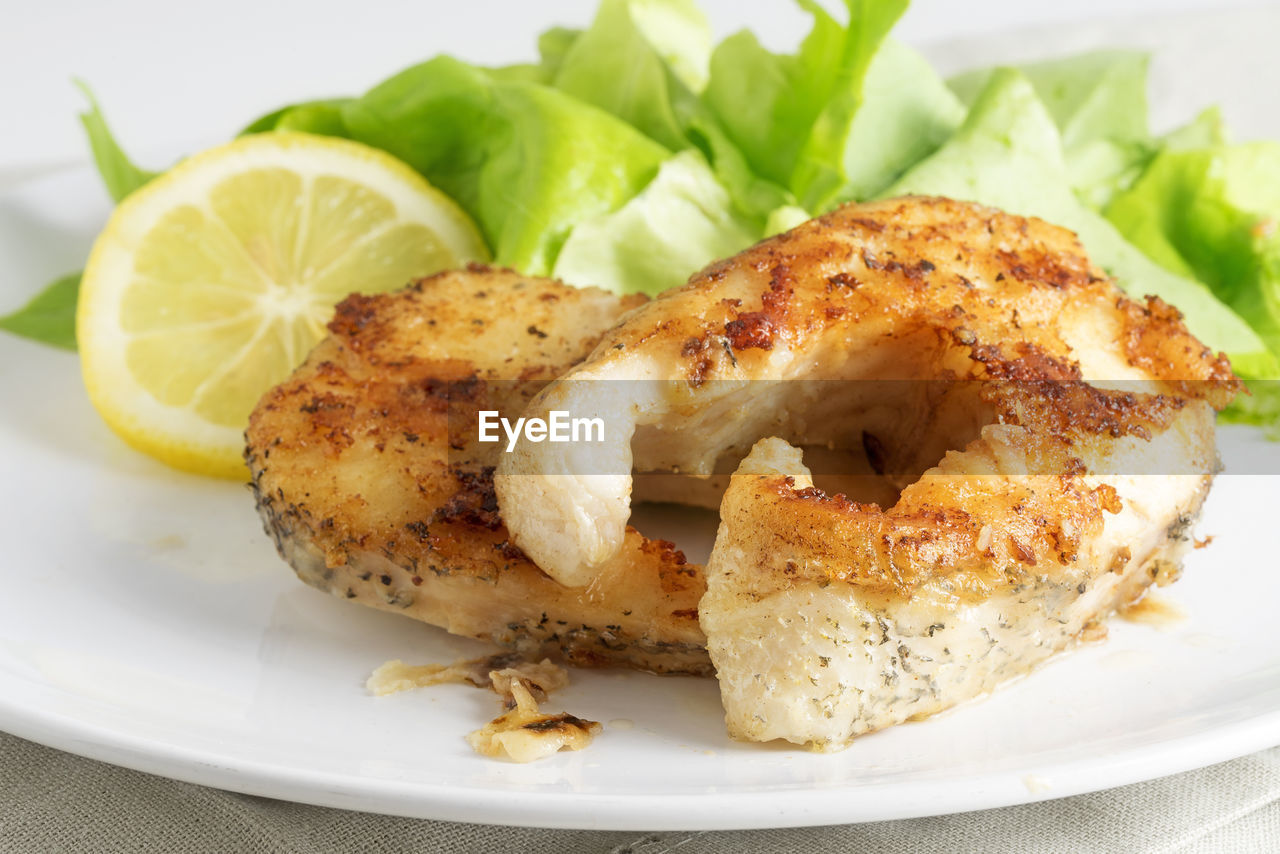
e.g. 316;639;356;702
2;163;1280;830
3;8;1280;832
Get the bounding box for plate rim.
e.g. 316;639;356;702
3;667;1280;830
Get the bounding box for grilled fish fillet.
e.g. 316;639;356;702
494;197;1238;747
246;266;709;675
706;423;1213;750
496;197;1237;586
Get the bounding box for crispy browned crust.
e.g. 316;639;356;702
504;196;1236;595
675;199;1235;746
741;451;1166;601
696;199;1234;598
246;265;708;673
613;196;1238;395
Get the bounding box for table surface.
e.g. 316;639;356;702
3;731;1279;853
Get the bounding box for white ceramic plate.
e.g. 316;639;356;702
2;162;1280;831
5;5;1280;828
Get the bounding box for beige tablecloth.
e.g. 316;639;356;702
3;732;1278;853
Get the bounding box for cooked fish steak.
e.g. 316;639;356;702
494;197;1237;747
497;198;1236;590
705;428;1212;749
246;267;709;675
494;198;1233;591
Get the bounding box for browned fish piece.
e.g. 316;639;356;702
494;197;1238;747
246;265;709;675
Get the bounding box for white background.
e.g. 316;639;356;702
2;0;1276;175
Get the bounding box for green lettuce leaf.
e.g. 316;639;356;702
488;26;588;84
342;56;669;274
552;149;757;294
950;51;1149;148
551;0;709;149
838;38;965;201
228;0;782;278
75;82;159;203
1161;106;1227;151
537;27;583;81
1106;142;1280;364
1222;379;1280;436
0;271;81;350
950;51;1155;209
764;204;813;236
1065;99;1227;216
627;0;713;92
703;0;907;212
682;114;796;223
883;68;1276;375
545;0;790;226
241;98;353;137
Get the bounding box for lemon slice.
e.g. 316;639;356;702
78;132;489;479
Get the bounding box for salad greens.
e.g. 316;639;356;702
343;56;670;275
5;0;1280;431
1107;140;1280;431
949;51;1152;209
550;0;707;150
836;38;964;201
75;80;158;203
1107;142;1280;337
240;98;354;138
882;68;1276;376
552;149;757;294
0;271;80;351
704;0;907;211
